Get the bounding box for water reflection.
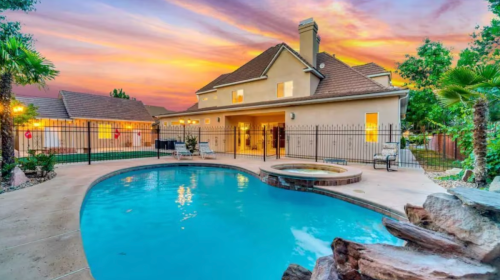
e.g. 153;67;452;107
237;173;249;191
176;185;193;206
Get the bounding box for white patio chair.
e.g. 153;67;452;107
373;142;398;171
199;142;216;159
174;142;193;160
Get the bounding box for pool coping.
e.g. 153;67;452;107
1;159;413;280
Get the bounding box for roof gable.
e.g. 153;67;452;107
352;62;388;76
195;43;324;93
145;105;174;117
60;91;153;122
16;96;70;120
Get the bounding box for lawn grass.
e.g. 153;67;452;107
410;148;461;171
21;151;173;164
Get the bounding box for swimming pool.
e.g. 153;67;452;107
80;166;401;280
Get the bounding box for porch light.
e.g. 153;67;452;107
179;119;185;124
33;122;41;127
13;105;24;114
187;119;192;124
126;125;133;129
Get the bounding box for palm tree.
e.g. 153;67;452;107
0;37;58;168
436;65;500;187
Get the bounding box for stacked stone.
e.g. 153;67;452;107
282;187;500;280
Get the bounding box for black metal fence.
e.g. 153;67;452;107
13;121;464;170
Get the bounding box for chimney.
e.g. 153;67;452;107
298;18;319;67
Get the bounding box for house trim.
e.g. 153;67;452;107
367;72;391;78
74;117;154;123
261;45;325;79
159;90;409;118
196;89;217;95
212;76;268;89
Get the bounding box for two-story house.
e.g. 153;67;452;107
158;18;408;155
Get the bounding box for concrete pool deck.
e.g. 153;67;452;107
0;157;446;280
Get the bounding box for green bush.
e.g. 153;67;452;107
1;163;17;179
185;135;198;153
36;152;56;176
400;137;407;149
408;135;425;145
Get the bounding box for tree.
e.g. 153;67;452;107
0;37;58;167
0;0;39;45
396;39;454;127
11;97;38;125
436;65;500;187
458;0;500;66
110;88;135;100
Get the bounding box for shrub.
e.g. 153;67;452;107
185;135;198;153
400;137;407;149
1;163;17;179
409;135;425;145
35;152;56;177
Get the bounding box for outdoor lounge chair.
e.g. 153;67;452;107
199;142;216;159
174;142;193;160
373;142;398;171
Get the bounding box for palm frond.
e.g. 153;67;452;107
436;85;476;107
440;67;479;87
475;64;500;81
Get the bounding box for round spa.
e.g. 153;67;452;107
259;163;362;190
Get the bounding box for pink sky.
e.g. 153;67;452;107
5;0;494;111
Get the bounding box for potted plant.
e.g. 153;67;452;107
186;135;198;153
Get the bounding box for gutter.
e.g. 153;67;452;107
158;89;409;118
73;117;154;123
367;73;391;78
195;89;217;95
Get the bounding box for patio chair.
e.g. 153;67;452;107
174;142;193;160
373;142;398;171
199;142;216;159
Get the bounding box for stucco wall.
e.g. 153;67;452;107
370;75;391;87
161;96;400;127
197;49;319;109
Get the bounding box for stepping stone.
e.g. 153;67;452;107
448;187;500;213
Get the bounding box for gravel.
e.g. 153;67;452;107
426;171;476;190
0;171;57;194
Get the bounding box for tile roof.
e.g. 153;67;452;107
145;105;173;117
314;53;387;95
16;96;70;119
352;62;388;76
186;103;199;111
195;43;323;93
60;91;153;122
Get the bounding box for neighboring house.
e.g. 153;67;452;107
145;105;174;118
16;91;154;154
157;18;408;156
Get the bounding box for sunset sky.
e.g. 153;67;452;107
5;0;494;111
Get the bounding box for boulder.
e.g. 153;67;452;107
310;255;339;280
11;166;29;187
448;187;500;213
463;169;474;182
382;218;464;255
404;204;435;230
490;176;500;193
332;238;497;280
423;193;500;262
282;264;312;280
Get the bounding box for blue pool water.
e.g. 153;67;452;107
81;166;401;280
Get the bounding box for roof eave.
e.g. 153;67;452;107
196;89;217;95
367;72;391;78
157;89;409;118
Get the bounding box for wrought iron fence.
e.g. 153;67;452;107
12;121;464;170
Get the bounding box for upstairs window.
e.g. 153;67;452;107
202;97;208;101
98;124;112;139
204;118;210;124
277;81;293;98
232;90;244;104
365;113;378;143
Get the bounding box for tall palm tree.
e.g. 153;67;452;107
436;65;500;187
0;37;58;168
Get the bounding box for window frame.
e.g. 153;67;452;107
232;89;244;104
277;81;293;98
365;112;379;143
204;118;210;124
98;124;112;139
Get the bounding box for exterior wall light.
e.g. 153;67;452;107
33;122;41;127
290;112;295;120
13;105;24;114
